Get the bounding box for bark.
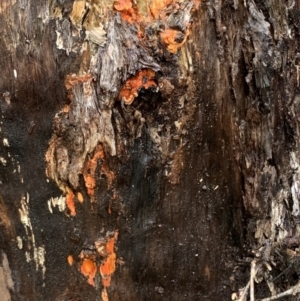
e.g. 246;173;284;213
0;0;299;301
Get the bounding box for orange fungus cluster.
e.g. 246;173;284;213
100;232;118;288
83;144;105;197
149;0;174;19
113;0;139;24
76;231;118;301
118;69;157;105
64;73;93;91
83;144;115;199
160;28;190;54
114;0;200;104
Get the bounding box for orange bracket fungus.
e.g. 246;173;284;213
118;69;157;105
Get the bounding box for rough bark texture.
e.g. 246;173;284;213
0;0;300;300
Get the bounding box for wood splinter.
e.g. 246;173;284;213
236;259;259;301
260;281;300;301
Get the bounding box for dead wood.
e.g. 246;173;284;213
0;0;300;300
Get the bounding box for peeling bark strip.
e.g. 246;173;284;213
19;193;46;279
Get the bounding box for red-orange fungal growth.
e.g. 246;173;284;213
80;259;97;286
83;144;105;197
99;232;118;288
65;73;93;91
149;0;173;19
77;192;84;203
100;253;116;287
113;0;139;24
82;143;115;200
67;255;74;266
64;73;93;103
106;234;117;254
160;28;190;54
118;69;157;105
66;187;76;216
62;104;70;113
114;0;132;11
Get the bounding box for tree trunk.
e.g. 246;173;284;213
0;0;300;300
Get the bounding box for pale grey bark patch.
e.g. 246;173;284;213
0;252;14;301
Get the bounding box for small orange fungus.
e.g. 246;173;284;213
114;0;132;11
80;259;97;286
100;253;116;287
101;288;109;301
113;0;139;24
67;255;74;266
65;73;92;90
106;235;117;254
160;28;190;53
66;187;76;216
100;231;118;288
118;69;157;105
149;0;173;19
77;192;84;203
62;105;70;113
83;144;106;198
83;143;115;200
